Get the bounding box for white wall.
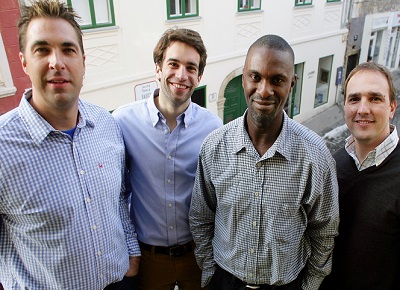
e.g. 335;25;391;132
79;0;347;123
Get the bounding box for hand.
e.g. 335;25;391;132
125;256;140;277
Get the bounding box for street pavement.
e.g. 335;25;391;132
303;69;400;154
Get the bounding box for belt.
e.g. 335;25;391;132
139;241;193;257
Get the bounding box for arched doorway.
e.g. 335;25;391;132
223;75;247;124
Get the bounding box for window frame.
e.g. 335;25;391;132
327;0;341;2
238;0;262;12
167;0;199;20
295;0;313;6
67;0;116;30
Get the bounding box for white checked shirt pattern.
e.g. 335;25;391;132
0;91;140;290
189;112;339;290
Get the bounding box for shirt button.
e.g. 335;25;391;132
168;203;172;208
168;155;172;160
250;248;255;254
167;179;172;184
248;273;253;278
255;192;259;197
97;251;102;256
169;226;174;230
92;225;97;230
253;221;257;227
164;129;169;134
85;198;91;203
80;170;85;175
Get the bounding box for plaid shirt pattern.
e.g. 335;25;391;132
0;91;139;290
189;112;339;290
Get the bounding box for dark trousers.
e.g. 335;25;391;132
208;265;302;290
136;242;203;290
104;276;137;290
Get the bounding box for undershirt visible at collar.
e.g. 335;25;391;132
62;127;76;139
345;125;399;171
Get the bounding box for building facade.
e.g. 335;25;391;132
342;0;400;97
1;0;348;124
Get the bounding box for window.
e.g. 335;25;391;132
291;63;304;117
0;33;16;99
238;0;261;12
167;0;198;20
67;0;115;29
295;0;312;6
314;55;333;108
327;0;341;2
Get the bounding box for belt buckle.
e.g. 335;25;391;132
246;285;260;289
168;245;184;257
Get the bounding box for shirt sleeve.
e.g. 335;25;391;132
189;149;217;287
120;155;141;257
302;155;339;290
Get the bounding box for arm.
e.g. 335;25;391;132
189;153;217;287
119;157;141;276
302;156;339;290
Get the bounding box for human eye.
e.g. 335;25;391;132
34;47;49;54
250;74;261;82
272;77;284;85
168;61;179;68
347;96;359;103
64;47;77;54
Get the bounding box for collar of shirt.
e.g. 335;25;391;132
147;88;193;129
19;89;94;145
345;125;399;171
233;110;291;161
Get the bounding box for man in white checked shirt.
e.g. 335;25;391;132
0;1;140;289
189;35;339;290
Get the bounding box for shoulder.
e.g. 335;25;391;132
287;118;331;157
190;103;223;127
112;99;147;121
0;107;20;131
201;117;241;150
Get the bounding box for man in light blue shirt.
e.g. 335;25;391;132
0;1;140;289
113;28;222;289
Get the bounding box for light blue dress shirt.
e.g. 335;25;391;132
0;90;140;290
113;89;222;247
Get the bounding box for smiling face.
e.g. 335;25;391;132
19;17;85;114
344;70;396;150
242;46;295;131
156;41;201;109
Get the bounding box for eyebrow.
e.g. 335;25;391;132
31;40;79;49
167;57;199;68
347;91;385;99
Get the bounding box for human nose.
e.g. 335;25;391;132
48;50;65;71
175;65;188;80
357;98;370;115
258;80;273;98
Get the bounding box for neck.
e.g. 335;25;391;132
30;97;79;131
246;115;282;156
154;94;189;132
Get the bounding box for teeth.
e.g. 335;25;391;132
173;84;186;89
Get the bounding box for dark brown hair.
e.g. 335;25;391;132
153;28;207;76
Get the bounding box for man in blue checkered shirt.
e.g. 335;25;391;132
189;35;339;290
0;1;140;289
